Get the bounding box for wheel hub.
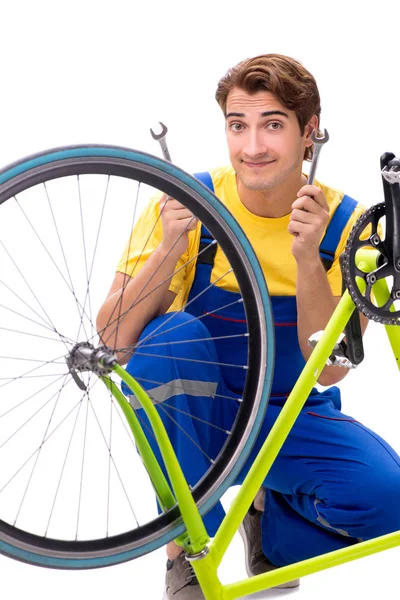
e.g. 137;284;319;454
66;342;117;390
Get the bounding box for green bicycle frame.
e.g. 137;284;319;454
108;248;400;599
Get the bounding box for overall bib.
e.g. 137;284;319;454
124;175;400;566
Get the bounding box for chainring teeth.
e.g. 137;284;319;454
343;203;400;325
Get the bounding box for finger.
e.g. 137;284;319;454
173;216;198;232
159;194;174;213
288;220;309;238
164;207;196;223
177;211;197;223
186;216;199;231
292;196;321;214
297;185;328;209
162;199;189;214
160;196;178;208
173;207;196;220
291;208;315;223
159;194;168;211
159;193;174;202
297;184;319;197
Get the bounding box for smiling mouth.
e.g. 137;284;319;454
242;160;275;167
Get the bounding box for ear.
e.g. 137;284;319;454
304;115;319;148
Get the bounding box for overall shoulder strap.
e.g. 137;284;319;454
319;194;358;271
194;175;358;274
194;171;214;193
194;172;217;266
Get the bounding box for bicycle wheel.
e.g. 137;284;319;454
0;145;274;568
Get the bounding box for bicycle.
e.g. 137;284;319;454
0;144;398;598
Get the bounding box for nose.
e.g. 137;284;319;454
242;129;268;158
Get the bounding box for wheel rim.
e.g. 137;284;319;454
0;146;274;567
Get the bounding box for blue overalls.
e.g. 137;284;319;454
124;174;400;566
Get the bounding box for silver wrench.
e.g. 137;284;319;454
307;128;329;184
149;121;172;162
149;121;198;231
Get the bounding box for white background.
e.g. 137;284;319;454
1;0;400;598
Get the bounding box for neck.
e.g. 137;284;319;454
236;172;307;218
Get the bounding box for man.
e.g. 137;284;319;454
96;54;400;599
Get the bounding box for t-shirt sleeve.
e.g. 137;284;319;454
116;195;189;296
327;203;367;296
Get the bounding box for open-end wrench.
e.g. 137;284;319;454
149;121;172;162
307;128;329;185
150;122;199;233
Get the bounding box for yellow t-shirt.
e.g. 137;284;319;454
116;165;366;311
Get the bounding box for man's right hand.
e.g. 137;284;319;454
159;194;198;256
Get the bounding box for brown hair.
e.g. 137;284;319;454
215;54;321;160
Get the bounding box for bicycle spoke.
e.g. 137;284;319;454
111;180;144;352
0;243;65;341
75;176;110;342
75;176;93;341
95;257;236;362
45;386;87;537
0;325;75;344
0;374;73;447
0;300;74;345
13;374;70;526
44;181;92;343
107;217;198;350
75;384;90;539
157;403;215;464
121;332;248;349
98;234;220;350
0;279;63;334
132;270;238;349
113;294;245;365
26;376;102;537
162;401;232;434
13;195;96;336
0;377;77;497
132;350;246;370
0;355;65;364
0;150;271;567
0;354;68;393
0;374;69;381
106;385;113;535
87;392;139;530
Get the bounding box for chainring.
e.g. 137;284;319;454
342;202;400;325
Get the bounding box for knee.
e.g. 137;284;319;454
138;311;211;347
367;468;400;536
343;467;400;539
124;311;219;395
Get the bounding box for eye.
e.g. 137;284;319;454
229;122;244;132
267;122;282;130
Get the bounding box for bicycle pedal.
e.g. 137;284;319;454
308;331;357;369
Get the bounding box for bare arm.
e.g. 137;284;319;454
96;247;179;360
96;195;198;361
296;260;368;386
289;184;368;386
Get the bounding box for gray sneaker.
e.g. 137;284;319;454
163;552;204;599
238;505;300;589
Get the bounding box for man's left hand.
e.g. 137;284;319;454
288;184;329;264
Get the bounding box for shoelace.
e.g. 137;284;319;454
184;556;198;584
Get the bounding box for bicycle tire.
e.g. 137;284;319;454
0;145;275;568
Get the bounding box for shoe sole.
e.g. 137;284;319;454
238;523;300;590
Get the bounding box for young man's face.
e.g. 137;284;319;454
225;87;315;192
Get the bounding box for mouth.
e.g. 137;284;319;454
242;160;276;169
